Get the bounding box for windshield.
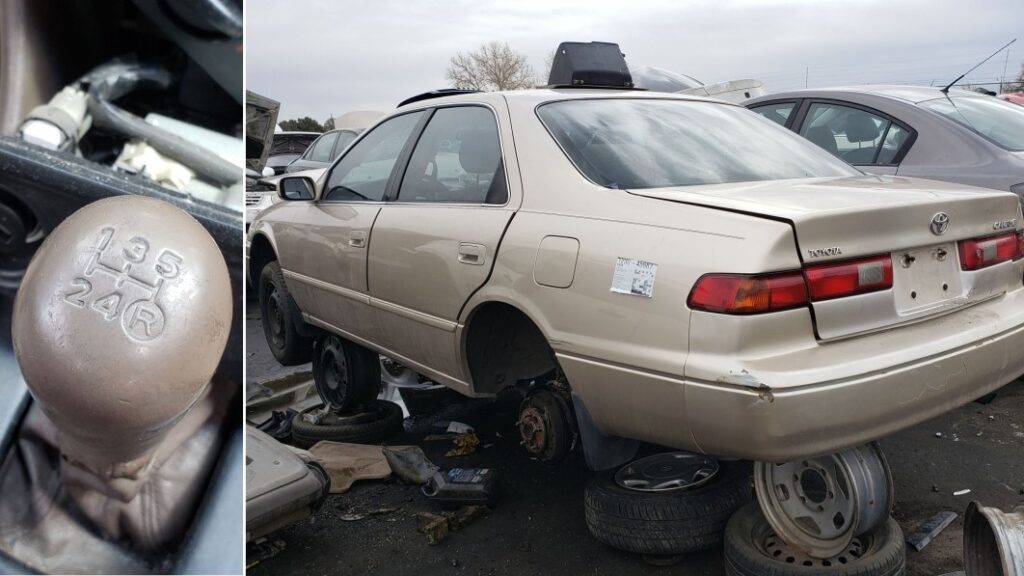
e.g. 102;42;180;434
919;96;1024;151
270;134;319;155
537;99;859;189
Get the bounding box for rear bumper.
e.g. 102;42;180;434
685;316;1024;461
560;284;1024;462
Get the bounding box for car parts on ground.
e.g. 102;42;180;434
516;384;578;464
723;502;906;576
963;501;1024;576
290;401;403;447
246;426;330;542
584;454;752;561
753;442;894;558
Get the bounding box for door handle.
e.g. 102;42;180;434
349;231;367;248
457;243;485;266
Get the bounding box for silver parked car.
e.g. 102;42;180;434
745;86;1024;202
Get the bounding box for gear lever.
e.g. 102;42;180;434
11;195;232;476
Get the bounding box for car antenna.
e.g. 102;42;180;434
941;38;1016;93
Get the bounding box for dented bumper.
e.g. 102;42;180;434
560;283;1024;462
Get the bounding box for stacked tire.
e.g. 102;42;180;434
723;503;906;576
584;460;753;559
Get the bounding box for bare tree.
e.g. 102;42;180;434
446;42;536;91
540;50;555;85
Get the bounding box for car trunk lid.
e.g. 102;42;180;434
631;175;1023;339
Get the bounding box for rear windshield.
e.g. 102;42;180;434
270;134;319;155
919;96;1024;151
536;99;859;189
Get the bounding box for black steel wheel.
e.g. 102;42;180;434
258;261;312;366
312;333;381;412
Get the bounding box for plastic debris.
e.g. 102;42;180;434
905;511;957;551
446;421;474;434
383;445;439;484
953;489;971;496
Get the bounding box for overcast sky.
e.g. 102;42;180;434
246;0;1024;122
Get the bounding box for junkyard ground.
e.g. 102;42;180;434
246;303;1024;575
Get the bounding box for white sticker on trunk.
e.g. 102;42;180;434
611;258;657;298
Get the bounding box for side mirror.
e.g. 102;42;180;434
261;166;275;177
279;177;316;201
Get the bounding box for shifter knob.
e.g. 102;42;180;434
12;195;232;474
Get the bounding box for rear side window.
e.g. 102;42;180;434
920;96;1024;151
306;131;339;162
537;99;857;189
323;112;424;202
750;102;796;127
331;131;358;160
397;106;507;204
798;103;899;165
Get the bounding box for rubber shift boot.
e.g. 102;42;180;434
0;379;234;574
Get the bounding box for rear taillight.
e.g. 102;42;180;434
689;254;894;315
1016;231;1024;261
687;273;808;315
958;233;1021;270
804;255;893;301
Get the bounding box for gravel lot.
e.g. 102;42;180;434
246;307;1024;575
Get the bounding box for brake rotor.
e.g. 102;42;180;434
516;387;576;464
753;442;893;558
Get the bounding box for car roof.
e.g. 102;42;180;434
748;85;992;105
395;88;734;112
276;131;321;136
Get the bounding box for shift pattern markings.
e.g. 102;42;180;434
62;226;184;341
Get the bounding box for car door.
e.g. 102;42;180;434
366;104;516;382
286;130;339;173
273;112;425;343
792;101;914;175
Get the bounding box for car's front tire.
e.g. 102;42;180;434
258;260;313;366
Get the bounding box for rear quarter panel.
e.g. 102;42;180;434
460;95;803;441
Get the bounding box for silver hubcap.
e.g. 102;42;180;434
615;452;720;492
754;442;893;558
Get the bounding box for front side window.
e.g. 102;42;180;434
397;107;506;204
920;96;1024;151
751;102;796;127
537;99;857;189
306;131;339;162
323;112;424;201
799;103;896;165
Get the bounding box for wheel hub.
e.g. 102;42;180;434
516;387;576;463
753;442;893;558
265;287;285;348
615;452;720;492
517;406;548;454
315;335;350;410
